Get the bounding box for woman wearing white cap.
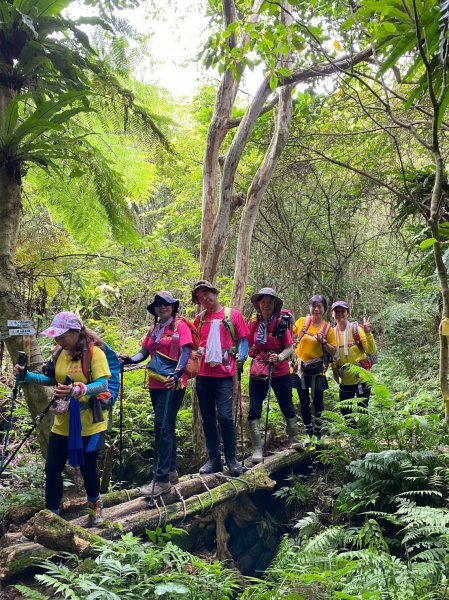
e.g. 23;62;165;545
120;291;192;498
247;288;300;464
331;300;377;416
13;311;111;526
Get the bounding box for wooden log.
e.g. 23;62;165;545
23;511;104;558
4;448;308;584
71;473;228;528
0;541;55;582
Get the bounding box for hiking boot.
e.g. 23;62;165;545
140;481;171;498
248;419;263;464
285;417;302;450
225;455;244;477
87;499;104;527
315;432;323;445
169;470;179;484
199;458;223;474
303;433;313;448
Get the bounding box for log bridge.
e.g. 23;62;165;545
0;448;308;584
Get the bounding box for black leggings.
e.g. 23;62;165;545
45;433;102;511
292;375;325;435
248;374;296;421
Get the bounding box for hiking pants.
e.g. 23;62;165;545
150;388;185;483
248;373;296;421
196;376;236;460
45;432;104;511
339;383;370;416
292;375;325;435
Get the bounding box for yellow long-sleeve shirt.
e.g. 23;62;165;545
334;323;376;385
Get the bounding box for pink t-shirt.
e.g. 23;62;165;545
142;319;192;389
247;316;293;377
194;307;249;378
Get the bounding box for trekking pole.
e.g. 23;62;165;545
262;363;273;464
237;367;245;468
148;387;171;508
1;352;27;472
119;363;124;485
0;375;73;478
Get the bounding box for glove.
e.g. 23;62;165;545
168;372;180;386
120;355;134;365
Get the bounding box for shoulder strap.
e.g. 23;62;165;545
198;310;206;336
352;321;364;351
81;344;94;382
320;322;331;341
296;315;312;343
223;307;236;341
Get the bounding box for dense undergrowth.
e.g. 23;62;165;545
3;318;449;599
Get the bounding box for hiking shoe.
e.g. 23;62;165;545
225;456;244;477
315;433;323;445
87;499;104;527
140;481;171;498
199;459;223;474
303;434;313;448
169;470;179;484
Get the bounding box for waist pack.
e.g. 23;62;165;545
301;358;324;377
250;359;271;380
147;351;178;383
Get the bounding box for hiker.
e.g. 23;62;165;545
120;291;192;497
247;288;300;463
331;300;377;415
293;295;336;446
13;311;111;526
192;280;249;476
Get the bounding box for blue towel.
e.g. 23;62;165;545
68;398;84;467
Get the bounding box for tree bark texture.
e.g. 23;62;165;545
200;0;265;271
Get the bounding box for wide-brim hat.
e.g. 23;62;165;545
250;287;283;317
331;300;350;312
191;280;219;303
147;291;180;316
41;311;83;338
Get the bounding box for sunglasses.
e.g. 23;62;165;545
153;301;170;307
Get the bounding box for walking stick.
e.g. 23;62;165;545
0;352;27;472
262;363;273;464
148;387;171;508
237;367;245;467
119;363;124;484
0;375;73;477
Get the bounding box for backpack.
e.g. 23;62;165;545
174;316;201;379
351;321;378;370
51;342;121;416
198;307;236;345
294;316;332;372
273;309;294;337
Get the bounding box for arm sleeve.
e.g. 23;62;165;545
85;376;108;396
126;348;150;364
23;371;55;386
238;337;249;361
278;345;293;361
176;344;191;372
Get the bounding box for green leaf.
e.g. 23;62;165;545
270;74;278;91
437;85;449;128
155;583;190;596
2;97;19;137
419;237;438;250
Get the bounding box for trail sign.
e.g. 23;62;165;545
9;328;36;336
7;320;33;327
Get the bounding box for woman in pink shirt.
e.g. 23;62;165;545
120;291;192;497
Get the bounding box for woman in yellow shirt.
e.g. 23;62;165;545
331;300;377;416
14;312;110;526
293;295;336;446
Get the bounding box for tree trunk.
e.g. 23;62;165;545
0;164;52;456
231;0;294;310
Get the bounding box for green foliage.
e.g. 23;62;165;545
0;459;45;521
15;534;238;599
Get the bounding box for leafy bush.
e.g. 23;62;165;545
14;533;238;600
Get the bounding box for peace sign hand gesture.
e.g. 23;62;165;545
363;316;372;333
